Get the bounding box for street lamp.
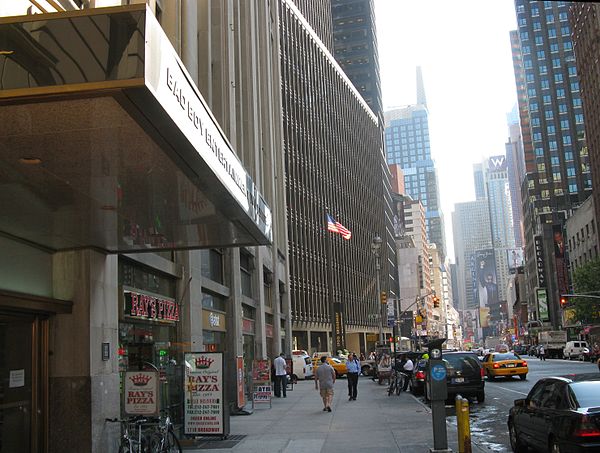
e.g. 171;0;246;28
371;235;383;345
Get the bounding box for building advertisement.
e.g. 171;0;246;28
507;248;525;271
553;225;569;299
534;235;546;287
123;289;179;323
124;371;159;416
462;309;478;342
471;249;498;310
537;288;549;322
184;352;226;436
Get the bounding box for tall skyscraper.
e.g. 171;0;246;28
571;3;600;252
512;0;592;328
280;0;389;355
331;0;383;119
505;106;526;248
384;69;445;257
473;163;486;200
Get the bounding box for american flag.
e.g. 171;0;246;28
326;214;352;240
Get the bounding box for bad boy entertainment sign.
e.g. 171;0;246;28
184;352;228;436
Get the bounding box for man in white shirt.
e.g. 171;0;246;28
273;352;288;397
401;354;414;392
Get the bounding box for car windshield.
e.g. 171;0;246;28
569;381;600;408
444;354;480;373
493;353;520;361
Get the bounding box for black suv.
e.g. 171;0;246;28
424;351;485;403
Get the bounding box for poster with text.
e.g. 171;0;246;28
124;371;159;416
184;352;225;436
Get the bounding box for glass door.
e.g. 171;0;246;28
0;314;44;453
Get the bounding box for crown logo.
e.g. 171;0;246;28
195;356;215;369
129;373;152;386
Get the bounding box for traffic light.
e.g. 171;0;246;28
560;295;569;308
433;295;440;308
380;291;387;304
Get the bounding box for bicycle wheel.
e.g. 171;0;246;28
118;438;132;453
388;379;395;396
165;430;182;453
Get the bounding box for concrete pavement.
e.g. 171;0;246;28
183;375;492;453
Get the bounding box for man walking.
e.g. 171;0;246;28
273;352;288;397
346;353;360;400
315;356;336;412
539;345;546;361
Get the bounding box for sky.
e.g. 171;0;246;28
375;0;519;262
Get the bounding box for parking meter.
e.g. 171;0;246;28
426;338;451;453
426;338;447;401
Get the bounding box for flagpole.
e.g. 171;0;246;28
325;211;338;355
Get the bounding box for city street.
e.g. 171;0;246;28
438;355;600;452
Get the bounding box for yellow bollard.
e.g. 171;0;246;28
455;395;472;453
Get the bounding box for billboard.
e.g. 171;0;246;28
462;309;478;342
470;249;498;309
507;248;524;271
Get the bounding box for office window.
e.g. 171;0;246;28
240;251;253;297
568;66;577;76
556;88;565;98
546;14;554;24
560;119;569;129
547;125;556;134
535;147;544;157
563;136;572;145
535;36;544;46
565;151;573;161
543;95;552;104
571;81;579;92
540;79;550;89
545;110;554;120
552;58;561;68
558;104;567;114
549;141;558;151
575;114;584;124
564;41;572;51
550;43;559;53
539;65;548;75
555;74;563;83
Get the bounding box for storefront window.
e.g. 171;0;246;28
118;261;182;425
240;252;253;297
202;330;226;352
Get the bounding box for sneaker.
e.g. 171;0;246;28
348;397;353;401
327;407;332;412
323;407;327;411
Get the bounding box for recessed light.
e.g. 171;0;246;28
19;157;42;165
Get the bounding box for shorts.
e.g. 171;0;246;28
320;388;334;398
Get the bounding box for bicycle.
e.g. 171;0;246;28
149;410;182;453
106;416;151;453
388;370;408;396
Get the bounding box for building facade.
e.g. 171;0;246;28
280;1;389;356
512;0;592;329
0;1;287;451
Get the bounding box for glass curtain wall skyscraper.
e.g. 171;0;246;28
512;0;592;328
384;69;445;258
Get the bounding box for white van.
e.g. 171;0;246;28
563;340;589;360
291;354;314;380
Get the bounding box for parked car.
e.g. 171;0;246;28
424;351;485;403
512;344;528;355
563;340;590;360
409;359;427;395
481;352;528;381
508;373;600;452
291;353;313;381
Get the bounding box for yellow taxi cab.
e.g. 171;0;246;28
482;351;528;380
312;356;347;377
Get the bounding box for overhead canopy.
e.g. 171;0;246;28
0;5;272;253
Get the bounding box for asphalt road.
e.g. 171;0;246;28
420;355;600;452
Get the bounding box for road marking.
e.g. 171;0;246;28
493;385;528;396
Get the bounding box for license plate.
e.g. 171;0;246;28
452;377;465;383
506;364;515;368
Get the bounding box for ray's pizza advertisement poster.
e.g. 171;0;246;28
124;371;159;416
184;352;229;436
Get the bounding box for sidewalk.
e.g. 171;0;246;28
183;376;491;453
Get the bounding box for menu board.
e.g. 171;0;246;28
184;352;225;435
124;371;159;416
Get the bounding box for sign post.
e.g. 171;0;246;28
426;339;451;453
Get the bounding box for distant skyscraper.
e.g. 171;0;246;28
505;109;526;248
331;0;383;119
452;199;492;312
473;163;486;200
384;69;445;257
512;0;592;328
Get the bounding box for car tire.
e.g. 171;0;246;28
509;421;526;453
519;374;527;381
476;391;485;403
